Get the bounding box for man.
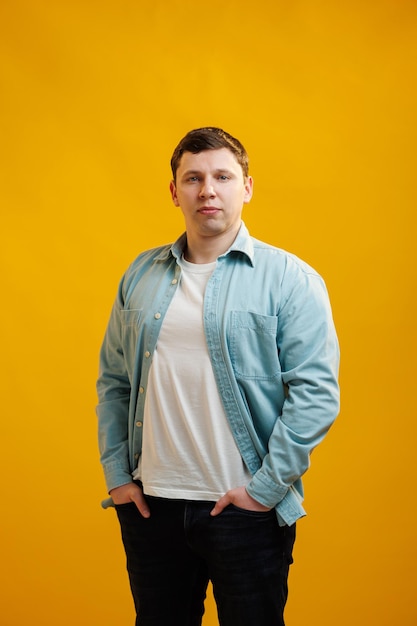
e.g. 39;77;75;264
96;127;340;626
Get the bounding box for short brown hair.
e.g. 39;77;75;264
170;127;249;181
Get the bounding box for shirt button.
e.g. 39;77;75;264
136;421;143;428
144;351;150;358
134;453;139;459
139;386;144;394
154;312;161;319
171;278;178;285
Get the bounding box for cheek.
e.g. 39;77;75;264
174;189;189;207
176;192;195;211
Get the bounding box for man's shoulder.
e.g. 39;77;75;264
250;236;320;278
125;231;186;273
121;243;173;287
129;243;172;266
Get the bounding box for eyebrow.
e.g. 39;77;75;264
181;168;235;177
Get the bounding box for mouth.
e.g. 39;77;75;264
198;206;220;215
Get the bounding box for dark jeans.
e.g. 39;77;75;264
116;495;296;626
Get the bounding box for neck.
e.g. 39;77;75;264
183;249;217;264
184;225;240;264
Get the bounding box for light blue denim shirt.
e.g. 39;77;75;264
96;222;340;526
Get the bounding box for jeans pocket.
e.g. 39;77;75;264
115;501;142;524
228;504;274;518
115;501;137;509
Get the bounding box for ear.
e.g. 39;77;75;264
170;180;180;206
243;176;254;204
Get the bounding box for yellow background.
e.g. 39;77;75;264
1;1;416;624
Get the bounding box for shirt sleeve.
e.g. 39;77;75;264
246;261;340;511
96;276;134;493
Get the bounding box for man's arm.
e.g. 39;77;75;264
212;264;339;518
96;280;135;495
247;266;340;511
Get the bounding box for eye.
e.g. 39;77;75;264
187;176;200;182
218;175;230;181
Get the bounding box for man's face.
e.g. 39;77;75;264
170;148;253;241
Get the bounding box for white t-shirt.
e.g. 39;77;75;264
134;256;252;500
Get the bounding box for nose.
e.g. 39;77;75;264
199;179;216;199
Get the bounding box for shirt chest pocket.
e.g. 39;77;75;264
229;311;281;380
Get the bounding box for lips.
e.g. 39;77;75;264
198;206;220;214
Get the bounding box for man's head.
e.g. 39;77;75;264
170;127;249;182
169;129;253;257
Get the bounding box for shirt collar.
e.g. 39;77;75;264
155;222;254;266
227;222;254;266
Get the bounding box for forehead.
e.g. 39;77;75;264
177;148;243;175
